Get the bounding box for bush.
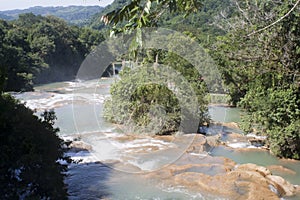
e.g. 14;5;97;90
268;121;300;159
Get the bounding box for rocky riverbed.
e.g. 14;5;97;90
67;122;300;199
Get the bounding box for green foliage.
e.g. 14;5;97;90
89;0;128;30
208;93;230;104
212;0;300;159
0;14;104;92
268;120;300;160
96;0;299;159
239;85;300;159
104;74;182;134
101;0;203;34
0;94;68;199
104;50;209;135
100;0;233;135
158;0;232;42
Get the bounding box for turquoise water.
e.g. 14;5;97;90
208;105;241;123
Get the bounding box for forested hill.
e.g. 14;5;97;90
0;6;104;26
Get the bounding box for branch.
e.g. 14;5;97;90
247;0;300;37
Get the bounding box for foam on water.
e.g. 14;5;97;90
127;159;159;171
227;142;250;148
66;151;99;164
190;152;211;157
110;138;174;150
20;92;108;111
246;133;267;140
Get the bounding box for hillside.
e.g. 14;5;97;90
89;0;233;39
0;6;104;26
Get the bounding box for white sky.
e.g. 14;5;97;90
0;0;114;11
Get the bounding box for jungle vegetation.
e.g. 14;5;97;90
101;0;300;159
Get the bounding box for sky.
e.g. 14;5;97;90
0;0;114;11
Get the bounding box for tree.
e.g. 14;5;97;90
104;48;210;135
0;94;68;199
0;18;42;91
102;27;212;134
0;14;105;91
101;0;300;158
101;0;228;135
101;0;203;33
211;0;300;159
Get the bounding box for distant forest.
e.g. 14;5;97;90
0;6;104;26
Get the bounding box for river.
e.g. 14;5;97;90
14;78;300;200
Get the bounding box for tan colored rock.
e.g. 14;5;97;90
153;135;175;142
186;134;210;153
99;133;297;199
222;122;240;129
295;185;300;194
224;170;279;200
235;147;270;152
172;170;280;200
142;154;300;199
266;175;296;196
114;134;140;142
125;145;160;153
227;132;246;140
206;134;221;147
237;163;272;177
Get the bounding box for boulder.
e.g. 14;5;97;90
69;141;92;152
186;134;209;153
248;138;266;147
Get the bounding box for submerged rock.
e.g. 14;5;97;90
248;138;266;147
